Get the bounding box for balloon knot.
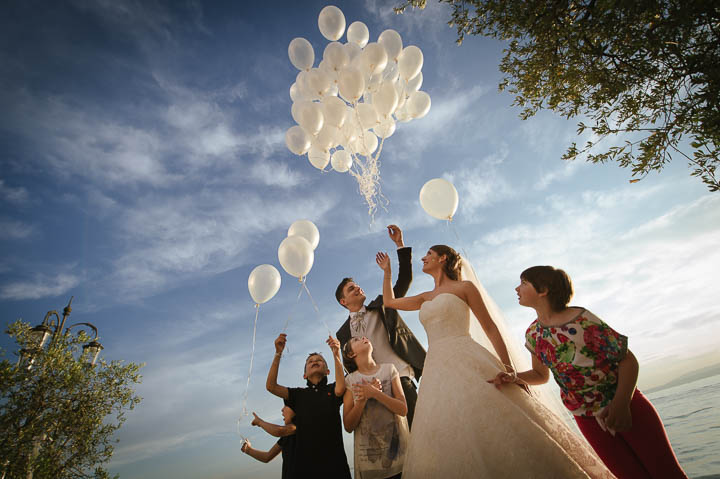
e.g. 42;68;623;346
254;303;259;309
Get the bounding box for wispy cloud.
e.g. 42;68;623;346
0;179;29;204
1;272;81;300
0;219;34;240
469;188;720;364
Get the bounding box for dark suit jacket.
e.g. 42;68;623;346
336;247;427;379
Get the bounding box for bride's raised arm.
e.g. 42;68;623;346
376;252;426;311
463;281;513;371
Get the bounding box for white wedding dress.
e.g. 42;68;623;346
402;293;614;479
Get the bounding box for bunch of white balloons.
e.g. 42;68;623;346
285;5;431;216
277;219;320;281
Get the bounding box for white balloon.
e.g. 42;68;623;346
315;124;340;151
365;72;384;95
378;29;403;61
307;68;333;98
373;81;399;117
248;264;281;304
353;132;378;156
394;103;412;123
338;67;365;102
278;235;314;279
289;82;306;103
406;90;431;119
360;42;388;75
373;117;396;139
285;125;311;155
394;81;407;109
419;178;459;220
323;42;349;71
294;71;312;100
321;96;348;128
331;149;353;172
288;37;315;71
347;21;369;48
318;5;346;41
308;145;330;170
339;110;360;144
355;102;379;130
344;42;362;62
398;45;423;80
288;219;320;250
407;71;423;93
295;101;324;134
382;61;400;83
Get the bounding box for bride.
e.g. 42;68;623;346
376;245;614;478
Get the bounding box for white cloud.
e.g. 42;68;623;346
1;272;81;300
468;188;720;369
101;191;338;300
0;219;34;240
445;146;515;218
0;179;29;204
249;160;306;188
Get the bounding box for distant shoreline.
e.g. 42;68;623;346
645;363;720;394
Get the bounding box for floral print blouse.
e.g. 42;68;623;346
525;308;628;416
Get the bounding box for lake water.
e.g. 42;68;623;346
646;374;720;478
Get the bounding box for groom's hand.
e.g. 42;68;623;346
387;224;404;248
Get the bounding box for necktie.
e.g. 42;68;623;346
351;311;367;335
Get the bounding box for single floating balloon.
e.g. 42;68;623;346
419;178;459;220
286;125;311;155
278;235;314;279
318;5;346;41
288;37;315;71
288;219;320;250
347;21;369;48
331;149;352;172
248;264;282;304
378;29;403;62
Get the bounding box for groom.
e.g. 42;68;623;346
335;224;426;428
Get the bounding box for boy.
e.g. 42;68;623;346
241;404;296;478
266;333;351;478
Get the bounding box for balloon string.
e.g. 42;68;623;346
302;278;332;335
240;304;261;427
281;280;305;336
448;219;474;268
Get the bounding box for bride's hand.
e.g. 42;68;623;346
487;371;515;389
376;252;391;272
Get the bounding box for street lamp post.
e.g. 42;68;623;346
4;297;105;479
18;297;104;367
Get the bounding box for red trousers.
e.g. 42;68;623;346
574;390;688;479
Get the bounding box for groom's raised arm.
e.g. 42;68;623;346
388;224;412;299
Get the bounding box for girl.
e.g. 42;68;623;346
342;336;409;479
492;265;687;478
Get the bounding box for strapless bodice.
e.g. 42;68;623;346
419;293;472;344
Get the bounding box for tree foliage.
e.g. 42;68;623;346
0;321;143;479
397;0;720;190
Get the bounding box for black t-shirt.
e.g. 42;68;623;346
277;435;296;479
287;378;351;478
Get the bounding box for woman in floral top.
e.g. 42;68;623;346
490;266;687;479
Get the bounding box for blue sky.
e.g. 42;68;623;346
1;1;719;478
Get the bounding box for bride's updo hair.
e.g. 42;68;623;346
429;245;462;281
520;266;573;312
